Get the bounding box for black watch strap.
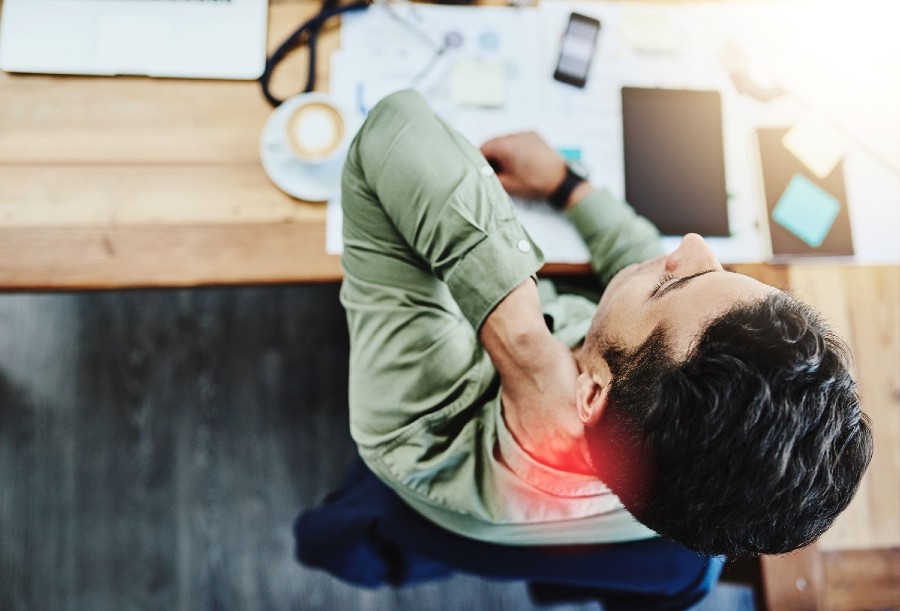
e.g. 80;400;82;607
548;167;586;211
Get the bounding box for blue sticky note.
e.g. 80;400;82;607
772;175;841;248
557;148;582;162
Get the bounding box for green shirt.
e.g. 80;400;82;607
340;90;664;545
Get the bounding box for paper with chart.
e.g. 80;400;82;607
327;3;593;263
326;1;900;264
332;4;544;142
326;1;754;263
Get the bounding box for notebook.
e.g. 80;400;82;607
757;127;854;258
0;0;268;80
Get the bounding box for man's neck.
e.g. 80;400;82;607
480;280;595;475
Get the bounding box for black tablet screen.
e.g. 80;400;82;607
621;87;729;236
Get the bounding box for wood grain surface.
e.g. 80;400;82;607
0;1;342;289
822;548;900;610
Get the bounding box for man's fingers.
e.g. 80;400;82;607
480;136;509;163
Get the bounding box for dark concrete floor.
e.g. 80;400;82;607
0;285;755;610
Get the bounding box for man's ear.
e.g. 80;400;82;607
576;371;610;427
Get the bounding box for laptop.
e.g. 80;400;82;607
0;0;268;80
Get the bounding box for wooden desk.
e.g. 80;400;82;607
0;0;590;289
0;0;348;289
1;0;897;606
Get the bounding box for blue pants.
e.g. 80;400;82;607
295;458;725;610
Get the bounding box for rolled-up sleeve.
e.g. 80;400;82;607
346;89;543;331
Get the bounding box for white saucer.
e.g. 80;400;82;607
259;95;355;202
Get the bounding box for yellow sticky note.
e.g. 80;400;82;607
623;7;683;55
451;59;506;108
782;111;850;178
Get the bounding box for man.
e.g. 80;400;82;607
338;89;873;557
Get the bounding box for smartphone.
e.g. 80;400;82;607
553;13;601;88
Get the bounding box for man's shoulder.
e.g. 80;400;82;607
368;89;431;121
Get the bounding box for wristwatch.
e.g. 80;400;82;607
548;162;589;210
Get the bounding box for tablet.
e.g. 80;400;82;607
621;88;729;236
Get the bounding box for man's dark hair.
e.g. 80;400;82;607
588;291;873;557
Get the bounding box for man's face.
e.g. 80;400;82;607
585;234;777;375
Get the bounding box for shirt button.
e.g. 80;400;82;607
480;164;494;177
517;239;531;253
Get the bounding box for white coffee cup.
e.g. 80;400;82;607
279;93;349;166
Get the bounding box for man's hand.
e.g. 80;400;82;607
480;132;567;200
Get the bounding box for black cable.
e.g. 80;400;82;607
306;0;341;93
259;0;370;108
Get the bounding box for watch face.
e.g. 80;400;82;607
568;161;590;180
